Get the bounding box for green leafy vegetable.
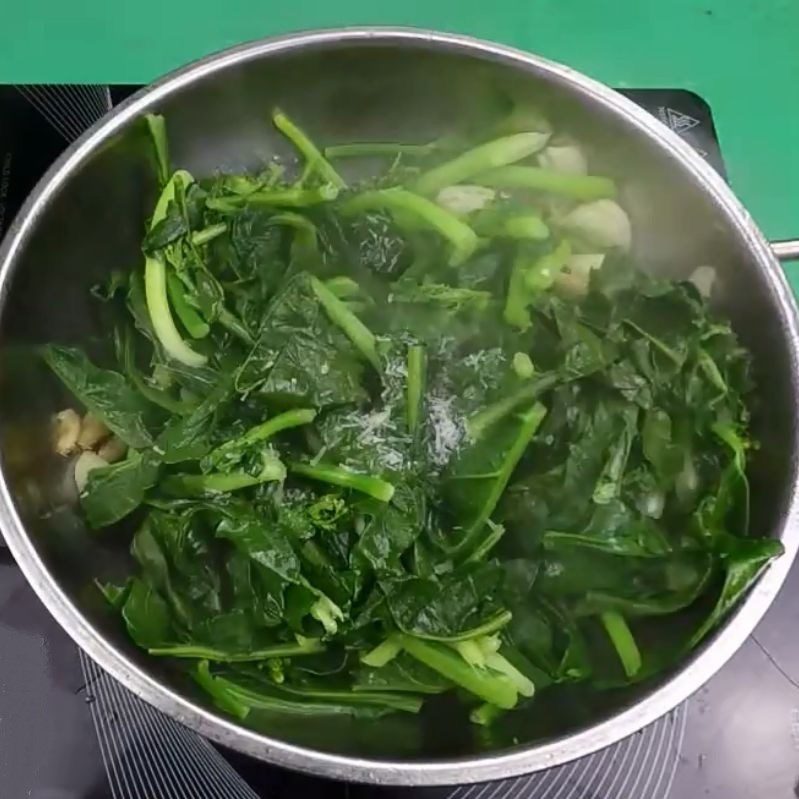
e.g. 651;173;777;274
44;109;778;732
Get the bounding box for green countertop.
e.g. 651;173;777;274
2;0;798;279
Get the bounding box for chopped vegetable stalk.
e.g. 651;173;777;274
310;276;380;370
163;451;286;496
399;635;518;710
599;611;642;678
206;185;339;211
149;638;324;661
206;408;316;470
191;223;228;246
474;165;616;201
272;108;346;189
406;344;427;435
166;272;210;339
193;661;250;720
341;188;478;266
217;307;255;346
502;215;551;240
504;239;572;331
144;169;207;367
360;636;403;668
325;141;439;159
484;651;535;697
467;374;558;440
289;461;395;502
452;639;487;668
415;132;550;195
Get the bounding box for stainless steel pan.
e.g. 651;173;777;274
1;28;798;786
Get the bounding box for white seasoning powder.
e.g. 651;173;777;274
427;394;465;468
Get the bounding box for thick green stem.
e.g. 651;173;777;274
166;272;210;339
414;132;550;195
474;165;617;201
325;141;439;158
406;344;426;435
207;408;317;469
149;638;324;661
341;188;478;266
191;222;228;246
206;185;338;212
145;256;207;367
288;461;395;502
163;454;286;496
361;636;403;668
600;611;642;678
272;108;346;189
467;374;557;440
217;307;255;346
144;170;207;367
309;276;380;370
399;635;518;710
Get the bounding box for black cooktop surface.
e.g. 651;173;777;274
1;85;797;799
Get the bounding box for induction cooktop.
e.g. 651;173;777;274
1;85;797;799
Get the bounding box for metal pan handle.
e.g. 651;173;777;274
772;240;799;261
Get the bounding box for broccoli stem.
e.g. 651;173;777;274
463;520;506;563
206;185;339;212
149;638;324;661
165;272;210;339
485;651;535;697
399;635;518;710
467;374;557;440
360;636;403;668
145;256;208;367
272;108;346;189
341;188;478;266
453;639;486;668
325;141;439;159
207;408;317;469
325;276;362;299
406;344;426;435
144;170;207;367
193;661;250;720
600;611;642;678
288;461;395;503
473;210;549;241
503;240;572;332
414;132;550;195
217;307;255;346
474;165;617;201
190;222;228;246
309;276;380;370
163;454;286;496
502;215;550;240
